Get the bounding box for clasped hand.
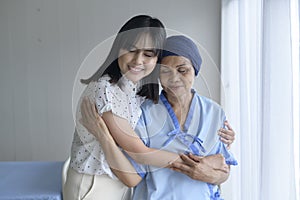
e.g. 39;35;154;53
79;97;113;141
169;153;229;184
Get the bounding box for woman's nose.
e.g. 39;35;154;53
132;51;144;65
169;71;180;82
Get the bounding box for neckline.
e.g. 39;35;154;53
160;89;197;131
117;75;138;96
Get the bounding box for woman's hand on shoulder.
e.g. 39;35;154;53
218;120;236;149
79;97;113;142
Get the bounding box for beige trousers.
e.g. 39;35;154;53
63;167;131;200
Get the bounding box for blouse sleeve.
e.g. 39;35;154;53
73;81;116;178
94;78;130;120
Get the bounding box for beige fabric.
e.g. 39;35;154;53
62;157;70;187
63;167;131;200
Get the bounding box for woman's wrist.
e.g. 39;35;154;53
93;126;115;144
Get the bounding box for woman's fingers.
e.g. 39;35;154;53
169;155;195;176
81;97;98;120
86;97;96;118
218;130;234;140
170;162;191;174
187;153;203;162
224;120;232;130
218;131;234;148
179;154;198;167
80;97;89;119
218;121;236;147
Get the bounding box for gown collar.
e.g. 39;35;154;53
160;89;206;155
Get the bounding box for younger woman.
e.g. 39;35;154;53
64;15;174;200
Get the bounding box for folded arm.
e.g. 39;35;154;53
169;153;230;185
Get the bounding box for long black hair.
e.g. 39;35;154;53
81;15;166;103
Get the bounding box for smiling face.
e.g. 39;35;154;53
118;33;158;83
160;56;195;98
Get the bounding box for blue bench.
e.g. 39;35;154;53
0;161;63;200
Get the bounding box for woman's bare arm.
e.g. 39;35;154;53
80;98;141;187
101;111;181;167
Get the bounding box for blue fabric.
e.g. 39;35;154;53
0;161;63;200
122;150;147;178
132;90;237;200
162;35;202;76
160;90;206;156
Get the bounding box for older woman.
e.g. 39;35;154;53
80;35;237;200
129;35;237;200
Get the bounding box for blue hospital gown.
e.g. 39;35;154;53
132;89;238;200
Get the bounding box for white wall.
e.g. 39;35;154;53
0;0;221;161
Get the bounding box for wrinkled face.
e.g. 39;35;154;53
118;33;158;83
160;56;195;98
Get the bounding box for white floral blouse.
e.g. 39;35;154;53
69;75;144;178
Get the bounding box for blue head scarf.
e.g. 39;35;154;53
161;35;202;76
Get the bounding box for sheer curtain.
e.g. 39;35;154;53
221;0;299;199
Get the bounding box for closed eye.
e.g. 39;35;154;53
144;50;156;57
